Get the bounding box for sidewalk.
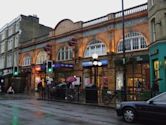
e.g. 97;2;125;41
37;97;116;109
0;93;36;100
0;93;116;109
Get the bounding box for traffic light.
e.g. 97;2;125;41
13;67;18;76
46;60;53;73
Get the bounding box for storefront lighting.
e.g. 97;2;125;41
35;66;41;71
92;53;102;86
93;61;98;66
98;62;102;66
92;53;98;59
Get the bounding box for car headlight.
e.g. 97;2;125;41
116;103;121;109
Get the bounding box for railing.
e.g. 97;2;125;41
114;3;148;18
37;86;152;108
83;3;147;28
83;16;108;27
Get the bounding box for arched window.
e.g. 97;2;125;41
84;40;107;57
117;32;147;52
57;46;73;61
23;56;31;66
36;51;47;64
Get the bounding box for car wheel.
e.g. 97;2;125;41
123;107;136;123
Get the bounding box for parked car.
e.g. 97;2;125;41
116;92;166;123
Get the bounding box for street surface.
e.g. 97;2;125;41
0;98;153;125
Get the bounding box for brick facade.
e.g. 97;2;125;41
19;3;150;93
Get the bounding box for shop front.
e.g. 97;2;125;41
115;55;150;96
20;66;32;93
82;59;109;89
32;64;47;91
2;68;13;92
53;63;74;82
149;42;166;92
1;68;26;93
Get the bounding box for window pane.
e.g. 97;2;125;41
118;42;123;52
133;38;139;50
66;48;68;60
69;49;73;59
84;40;106;57
117;32;147;52
36;51;47;64
125;39;131;51
140;37;147;48
57;47;73;61
58;52;61;60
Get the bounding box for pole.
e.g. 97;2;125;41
94;66;97;86
122;0;127;101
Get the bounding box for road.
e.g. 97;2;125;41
0;98;143;125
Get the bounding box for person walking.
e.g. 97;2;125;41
7;85;15;94
37;81;43;98
136;79;142;100
152;78;159;97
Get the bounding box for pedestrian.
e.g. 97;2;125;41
135;79;142;100
136;79;142;92
152;78;159;97
37;81;43;97
7;85;15;94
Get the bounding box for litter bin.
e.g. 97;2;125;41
85;85;98;103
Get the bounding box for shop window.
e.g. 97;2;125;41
116;71;123;90
153;60;160;79
84;40;107;57
57;46;73;61
117;32;147;52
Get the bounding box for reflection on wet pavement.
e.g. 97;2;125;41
0;99;143;125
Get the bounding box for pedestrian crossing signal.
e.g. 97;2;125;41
13;67;18;76
47;60;53;73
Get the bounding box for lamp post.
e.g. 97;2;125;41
92;53;102;86
122;0;127;101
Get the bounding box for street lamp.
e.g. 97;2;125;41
122;0;127;101
92;53;102;86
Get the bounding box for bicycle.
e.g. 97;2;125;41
102;90;117;105
65;88;78;102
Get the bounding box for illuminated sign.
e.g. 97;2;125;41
3;69;13;76
53;63;74;68
82;59;108;67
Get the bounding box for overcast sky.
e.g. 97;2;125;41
0;0;147;28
